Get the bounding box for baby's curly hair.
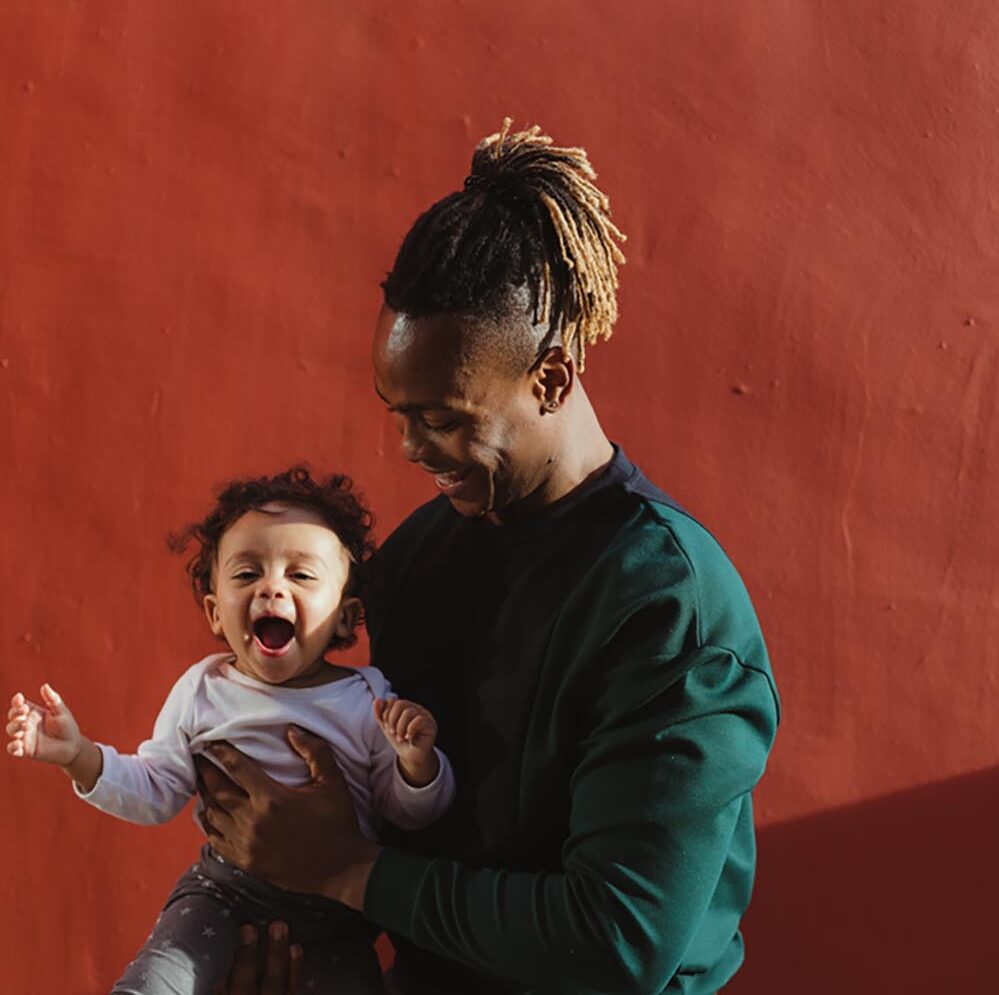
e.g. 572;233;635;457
168;466;376;650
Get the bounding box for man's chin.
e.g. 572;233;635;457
446;495;490;518
439;473;495;518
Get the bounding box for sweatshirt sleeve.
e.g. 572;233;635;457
74;665;200;825
363;605;779;994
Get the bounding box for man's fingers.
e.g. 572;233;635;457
199;800;237;842
194;759;238;826
224;924;260;992
286;726;342;786
194;753;241;799
205;741;281;795
196;808;217;840
261;921;292;994
194;751;253;812
288;944;303;993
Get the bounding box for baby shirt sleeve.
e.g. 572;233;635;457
74;664;201;825
360;668;456;831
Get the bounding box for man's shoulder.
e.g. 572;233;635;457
607;451;736;578
582;460;770;674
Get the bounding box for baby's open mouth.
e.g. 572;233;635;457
253;616;295;651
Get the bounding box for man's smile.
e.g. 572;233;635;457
428;467;472;494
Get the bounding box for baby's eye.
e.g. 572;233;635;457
232;570;258;581
290;572;316;581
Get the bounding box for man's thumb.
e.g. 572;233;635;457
287;725;341;785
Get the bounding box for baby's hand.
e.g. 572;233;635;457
373;697;440;788
6;685;83;767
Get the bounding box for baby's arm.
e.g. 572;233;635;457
370;695;456;830
6;684;103;791
373;697;440;787
7;668;200;825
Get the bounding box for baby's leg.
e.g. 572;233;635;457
111;865;240;995
299;938;385;995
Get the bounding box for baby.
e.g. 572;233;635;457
6;467;455;995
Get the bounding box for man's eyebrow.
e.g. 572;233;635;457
373;382;442;414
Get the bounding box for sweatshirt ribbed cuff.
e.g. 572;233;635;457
362;846;430;937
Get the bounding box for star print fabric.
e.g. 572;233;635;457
111;845;385;994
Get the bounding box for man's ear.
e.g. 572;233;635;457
333;596;362;641
203;594;224;637
532;346;575;413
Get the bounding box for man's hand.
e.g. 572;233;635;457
195;726;381;909
211;923;302;995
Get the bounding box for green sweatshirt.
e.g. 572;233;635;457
364;448;780;994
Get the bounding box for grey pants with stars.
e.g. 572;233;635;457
111;845;385;995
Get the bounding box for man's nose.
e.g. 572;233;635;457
400;419;432;463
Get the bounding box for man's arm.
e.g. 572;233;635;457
362;645;778;994
199;644;777;994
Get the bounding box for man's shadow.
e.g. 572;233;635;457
730;766;999;994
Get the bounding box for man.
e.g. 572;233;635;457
203;120;779;995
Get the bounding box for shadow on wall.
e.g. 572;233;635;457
730;767;999;995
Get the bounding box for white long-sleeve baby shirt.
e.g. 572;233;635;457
76;653;455;839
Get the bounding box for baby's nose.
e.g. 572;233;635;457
255;581;287;599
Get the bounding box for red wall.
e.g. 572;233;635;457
2;2;997;991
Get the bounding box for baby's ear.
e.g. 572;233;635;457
202;594;224;636
333;596;362;640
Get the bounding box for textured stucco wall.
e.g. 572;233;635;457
2;2;997;991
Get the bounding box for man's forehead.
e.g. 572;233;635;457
376;309;476;362
374;310;484;397
375;305;539;391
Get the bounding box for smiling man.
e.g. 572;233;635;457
201;121;780;995
372;301;610;522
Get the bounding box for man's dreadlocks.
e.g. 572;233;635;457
381;119;626;371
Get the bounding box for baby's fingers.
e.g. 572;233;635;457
6;709;28;756
392;706;423;742
8;694;30;722
376;697;404;730
6;713;27;737
404;714;429;744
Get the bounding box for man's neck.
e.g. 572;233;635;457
491;386;614;525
